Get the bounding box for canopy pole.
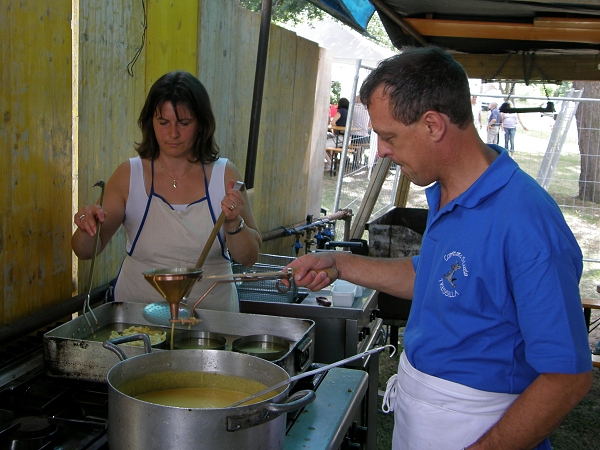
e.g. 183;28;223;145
244;0;273;189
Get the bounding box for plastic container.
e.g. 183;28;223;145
331;282;356;307
334;280;364;297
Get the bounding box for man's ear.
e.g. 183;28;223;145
422;111;446;143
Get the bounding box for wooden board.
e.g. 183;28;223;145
0;1;72;323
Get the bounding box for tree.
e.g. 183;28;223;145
239;0;324;25
330;80;341;104
573;81;600;203
499;81;514;96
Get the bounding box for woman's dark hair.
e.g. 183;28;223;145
337;97;350;110
359;46;472;129
136;71;219;163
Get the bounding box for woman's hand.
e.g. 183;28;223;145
221;180;245;223
74;204;107;237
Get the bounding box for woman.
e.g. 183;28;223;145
501;101;528;156
329;97;349;149
72;71;261;312
330;97;349;129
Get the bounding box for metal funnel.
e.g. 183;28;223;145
143;268;203;321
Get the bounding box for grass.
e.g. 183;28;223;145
376;326;600;450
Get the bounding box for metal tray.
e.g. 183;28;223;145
43;302;315;383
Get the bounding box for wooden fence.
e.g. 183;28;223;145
0;0;330;325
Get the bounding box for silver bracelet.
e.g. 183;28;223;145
225;217;245;235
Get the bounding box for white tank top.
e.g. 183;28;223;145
114;157;238;312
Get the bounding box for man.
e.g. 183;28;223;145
351;95;372;167
486;101;501;144
351;94;371;142
286;46;592;450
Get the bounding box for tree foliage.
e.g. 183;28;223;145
239;0;394;50
239;0;324;25
330;80;341;104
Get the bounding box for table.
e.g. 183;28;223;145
328;124;360;147
325;146;342;176
326;125;366;176
283;367;368;449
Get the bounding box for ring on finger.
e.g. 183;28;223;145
229;203;236;211
78;214;86;220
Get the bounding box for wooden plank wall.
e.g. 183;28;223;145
74;0;147;296
1;1;73;324
306;47;333;220
197;0;325;257
0;0;328;325
145;0;198;83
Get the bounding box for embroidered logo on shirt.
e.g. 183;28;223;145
439;251;469;298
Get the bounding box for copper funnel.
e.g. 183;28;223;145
143;268;203;320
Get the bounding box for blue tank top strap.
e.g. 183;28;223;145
205;158;228;246
128;159;155;256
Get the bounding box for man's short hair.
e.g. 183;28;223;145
360;46;473;129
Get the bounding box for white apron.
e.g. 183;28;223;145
114;160;238;312
383;352;518;450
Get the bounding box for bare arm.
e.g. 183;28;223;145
330;112;341;126
517;113;528;131
286;251;416;299
221;162;261;266
467;371;593;450
71;161;129;259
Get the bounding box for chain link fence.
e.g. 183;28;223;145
322;80;600;299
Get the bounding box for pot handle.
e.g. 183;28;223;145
102;333;152;361
264;389;316;414
294;335;313;372
227;390;316;432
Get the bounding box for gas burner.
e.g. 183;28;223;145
5;415;58;450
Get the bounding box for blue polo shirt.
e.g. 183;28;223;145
488;108;501;125
405;146;591;395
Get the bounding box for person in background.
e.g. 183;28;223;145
284;46;592;450
329;97;350;149
502;101;528;156
72;71;261;312
486;101;502;144
351;95;372;167
471;95;482;131
330;97;349;129
329;102;338;122
351;94;371;144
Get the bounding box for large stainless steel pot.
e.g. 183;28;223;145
104;336;315;450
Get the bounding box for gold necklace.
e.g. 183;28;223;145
157;159;193;188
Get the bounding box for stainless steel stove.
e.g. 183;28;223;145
0;299;371;449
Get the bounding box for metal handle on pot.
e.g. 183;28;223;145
102;333;152;361
228;344;396;408
226;390;316;432
294;336;313;372
264;389;316;414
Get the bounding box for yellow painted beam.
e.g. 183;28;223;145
403;18;600;45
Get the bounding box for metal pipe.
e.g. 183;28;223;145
244;0;272;189
261;210;352;242
333;59;361;212
0;282;111;344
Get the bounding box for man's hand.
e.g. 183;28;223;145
282;253;338;291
